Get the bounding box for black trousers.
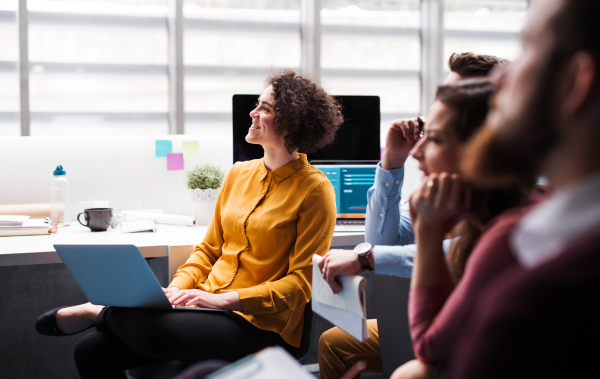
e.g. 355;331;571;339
74;307;291;379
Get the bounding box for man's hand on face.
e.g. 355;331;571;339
382;118;424;171
318;249;363;294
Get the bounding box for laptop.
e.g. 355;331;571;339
54;244;225;312
313;165;377;232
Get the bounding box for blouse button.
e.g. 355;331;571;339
379;213;384;218
395;180;400;184
385;182;390;187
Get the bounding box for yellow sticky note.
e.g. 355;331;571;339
182;141;200;158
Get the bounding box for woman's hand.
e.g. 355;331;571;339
163;286;181;300
409;173;468;292
167;288;242;311
382;118;424;170
410;173;471;236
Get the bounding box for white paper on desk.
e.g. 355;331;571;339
207;346;313;379
0;218;50;229
312;254;369;342
0;215;30;226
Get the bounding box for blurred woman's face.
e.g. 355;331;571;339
246;85;285;149
410;100;462;176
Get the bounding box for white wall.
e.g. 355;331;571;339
0;135;233;219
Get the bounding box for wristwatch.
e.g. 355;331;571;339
354;242;374;271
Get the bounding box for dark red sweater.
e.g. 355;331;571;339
451;232;600;379
408;206;532;363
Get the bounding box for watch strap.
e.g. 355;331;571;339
358;248;374;271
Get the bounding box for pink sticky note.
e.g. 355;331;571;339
167;153;184;171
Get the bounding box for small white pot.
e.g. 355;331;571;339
190;188;220;226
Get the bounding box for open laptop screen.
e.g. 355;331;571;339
314;165;376;219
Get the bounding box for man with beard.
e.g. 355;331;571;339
452;0;600;377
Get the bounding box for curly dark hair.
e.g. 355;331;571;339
266;70;343;154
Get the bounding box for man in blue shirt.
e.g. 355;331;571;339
317;53;508;379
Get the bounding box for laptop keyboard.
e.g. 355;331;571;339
336;219;365;226
334;219;366;232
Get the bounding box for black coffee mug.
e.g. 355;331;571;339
77;208;113;232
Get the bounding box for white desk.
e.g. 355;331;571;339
0;224;194;280
158;223;365;247
0;224;365;280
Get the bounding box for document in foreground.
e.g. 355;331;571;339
312;254;369;342
207;346;313;379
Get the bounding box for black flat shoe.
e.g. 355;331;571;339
35;306;94;337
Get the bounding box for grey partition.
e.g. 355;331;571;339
371;274;415;377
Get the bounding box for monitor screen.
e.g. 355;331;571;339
314;165;376;218
232;94;381;163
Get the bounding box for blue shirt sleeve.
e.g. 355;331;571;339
365;162;414;246
373;238;455;278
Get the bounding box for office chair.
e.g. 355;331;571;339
128;300;317;379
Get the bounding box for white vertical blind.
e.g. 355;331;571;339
0;1;20;136
183;0;301;136
320;0;422;149
1;0;530;137
443;0;528;68
26;0;170;136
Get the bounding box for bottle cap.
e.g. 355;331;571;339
53;165;66;176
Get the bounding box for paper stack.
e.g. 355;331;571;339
0;215;30;226
207;346;314;379
0;216;53;237
312;254;369;342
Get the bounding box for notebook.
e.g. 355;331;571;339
0;218;53;237
54;244;225;312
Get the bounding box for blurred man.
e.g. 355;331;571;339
453;0;600;377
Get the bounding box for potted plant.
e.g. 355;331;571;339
186;163;225;225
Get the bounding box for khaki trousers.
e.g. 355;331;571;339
318;319;382;379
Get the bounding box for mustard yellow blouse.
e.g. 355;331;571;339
170;154;336;347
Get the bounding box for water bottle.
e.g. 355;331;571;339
50;165;70;225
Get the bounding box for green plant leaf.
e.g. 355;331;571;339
185;163;226;190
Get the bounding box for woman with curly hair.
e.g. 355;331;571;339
35;70;343;378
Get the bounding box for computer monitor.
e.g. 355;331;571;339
313;164;376;220
232;94;381;163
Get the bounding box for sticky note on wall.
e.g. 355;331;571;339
155;140;173;157
182;141;200;158
167;153;184;171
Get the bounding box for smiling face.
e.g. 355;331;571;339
410;100;462;176
246;85;286;149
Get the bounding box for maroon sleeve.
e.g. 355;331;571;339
409;286;451;363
